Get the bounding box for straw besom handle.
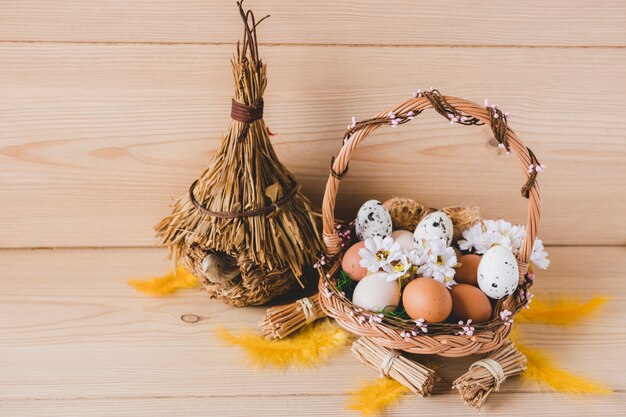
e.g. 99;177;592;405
321;91;541;279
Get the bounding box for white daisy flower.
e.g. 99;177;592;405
458;222;489;253
484;219;526;253
531;238;550;269
407;239;429;266
358;236;401;273
382;251;412;281
416;238;457;287
508;224;526;252
459;219;550;270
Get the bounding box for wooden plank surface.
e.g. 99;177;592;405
2;2;624;416
1;44;625;248
1;1;625;46
0;246;624;416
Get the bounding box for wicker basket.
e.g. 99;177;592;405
317;90;540;357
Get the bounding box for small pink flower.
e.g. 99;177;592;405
414;318;428;333
500;309;514;327
484;98;490;107
524;289;534;308
456;319;475;336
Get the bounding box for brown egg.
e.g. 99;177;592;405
450;283;493;323
402;278;452;322
341;242;368;281
455;254;482;286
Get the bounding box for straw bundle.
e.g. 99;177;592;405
351;337;436;396
452;341;527;409
383;197;430;231
441;205;481;242
260;294;325;340
155;2;321;306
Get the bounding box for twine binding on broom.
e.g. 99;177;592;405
188;179;299;218
380;351;401;378
231;98;264;123
470;359;506;391
298;297;317;325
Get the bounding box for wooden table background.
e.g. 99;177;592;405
1;1;625;416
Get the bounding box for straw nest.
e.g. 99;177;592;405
155;2;321;306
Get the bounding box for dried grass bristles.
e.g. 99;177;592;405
383;197;430;231
452;341;527;409
260;294;326;340
351;337;436;396
441;205;480;242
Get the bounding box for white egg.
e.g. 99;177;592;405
391;230;417;251
352;272;400;312
477;245;519;299
413;211;453;245
355;200;393;240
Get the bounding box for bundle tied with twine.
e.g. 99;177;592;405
260;294;324;340
453;340;527;409
351;337;436;396
155;1;321;306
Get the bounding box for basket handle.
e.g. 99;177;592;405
322;91;541;278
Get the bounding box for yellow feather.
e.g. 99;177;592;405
128;266;199;296
216;319;349;368
347;378;410;416
517;295;609;326
510;330;612;395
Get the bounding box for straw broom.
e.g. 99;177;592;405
453;340;527;409
155;1;321;306
260;294;325;339
351;337;436;396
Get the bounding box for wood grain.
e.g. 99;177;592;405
1;44;624;247
1;2;623;416
0;1;625;46
2;394;625;417
0;246;624;416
